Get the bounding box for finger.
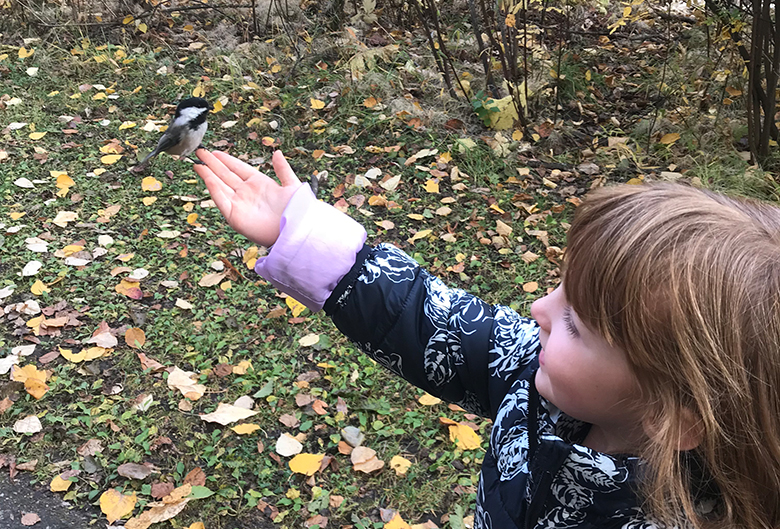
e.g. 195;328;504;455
213;151;269;183
194;163;234;217
197;149;245;190
272;150;302;187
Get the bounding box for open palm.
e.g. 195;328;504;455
194;150;303;247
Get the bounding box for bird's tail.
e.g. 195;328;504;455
139;147;160;167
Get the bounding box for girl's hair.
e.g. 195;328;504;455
563;183;780;529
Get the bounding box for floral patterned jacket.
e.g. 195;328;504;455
254;186;660;529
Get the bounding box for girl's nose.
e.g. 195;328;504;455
530;295;551;331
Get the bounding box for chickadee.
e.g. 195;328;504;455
137;97;213;168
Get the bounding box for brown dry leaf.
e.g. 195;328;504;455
0;397;13;414
116;279;143;299
338;441;353;455
86;322;118;348
20;512;41;526
117;463;152;480
16;460;38;471
351;446;385;473
151;482;174;499
100;489;138;523
279;413;300;428
183;467;206;487
137;352;165;372
418;393;441;406
522;282;538;293
125;497;190;529
125;327;146;349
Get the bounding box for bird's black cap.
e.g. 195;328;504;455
175;97;213;115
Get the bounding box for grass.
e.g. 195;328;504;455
0;5;775;528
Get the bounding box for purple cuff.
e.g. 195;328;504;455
254;184;367;312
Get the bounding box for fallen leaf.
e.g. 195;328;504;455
117;463;152;480
141;177;162;191
439;417;482;450
100;489;138;524
13;415;42;433
231;423;261;435
276;433;303;457
101;154;122;165
289;453;325;476
285;296;306;317
20;512;41;526
418;393;441;406
125;327;146;349
167;367;206;400
50;474;73;492
200;403;258;425
660;133;680;145
351;446;385;473
390;455;412;476
385;513;411;529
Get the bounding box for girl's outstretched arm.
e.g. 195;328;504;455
194;149;303;247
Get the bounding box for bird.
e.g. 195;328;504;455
135;97;213;169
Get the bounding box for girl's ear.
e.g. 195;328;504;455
642;407;703;452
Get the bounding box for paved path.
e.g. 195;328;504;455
0;473;97;528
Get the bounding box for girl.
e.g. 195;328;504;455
193;149;780;529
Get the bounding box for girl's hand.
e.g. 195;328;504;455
194;149;303;247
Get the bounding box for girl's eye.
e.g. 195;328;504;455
563;307;580;338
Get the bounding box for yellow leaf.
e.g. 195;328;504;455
389;456;412;477
212;100;223;113
623;6;632;17
363;96;378;108
407;229;432;244
101;154;122;165
231;423;261;435
10;211;25;220
385;513;411;529
29;132;47;140
93;92;107;101
220;281;232;290
285;296;306;317
56;173;75;189
26;315;44;335
310;98;326;109
31;280;50;296
186;213;199;225
50;475;73;492
62;244;84;256
440;418;482;450
512;130;524;141
116;279;143;300
123;15;134;24
18;47;35;59
418;393;441;406
141;176;162;191
192;82;205;98
84;347;110;360
626;177;644;185
289;453;325;476
424;180;440;194
261;136;276;146
407;214;424;221
137;22;148;33
186;523;205;529
100;489;138;524
271;63;281;73
11;366;49;399
243;247;259;270
659;133;680;145
232;360;252;374
485;95;519;130
118;121;137;130
60;346;87;363
142;196;157;206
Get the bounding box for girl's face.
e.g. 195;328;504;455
530;286;645;448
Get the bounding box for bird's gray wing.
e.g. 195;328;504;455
139;128;182;165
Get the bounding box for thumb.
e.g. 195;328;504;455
272;151;301;187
